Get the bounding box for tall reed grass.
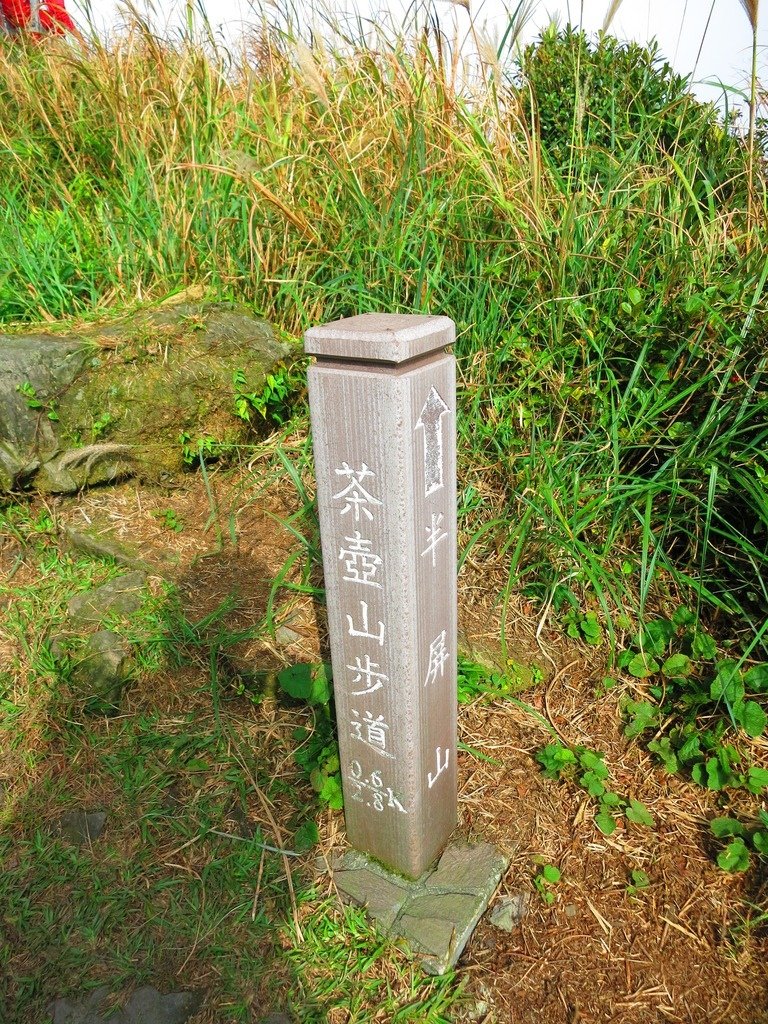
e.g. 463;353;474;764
0;8;766;647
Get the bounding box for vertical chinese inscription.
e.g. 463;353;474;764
306;313;457;880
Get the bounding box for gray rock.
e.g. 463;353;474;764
61;525;176;575
0;334;90;490
489;892;529;932
38;444;138;493
67;571;147;627
56;810;107;847
48;984;202;1024
1;303;289;493
333;840;509;975
70;630;132;711
275;625;301;646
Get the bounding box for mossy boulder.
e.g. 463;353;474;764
0;301;291;493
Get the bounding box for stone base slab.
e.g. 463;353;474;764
331;839;509;975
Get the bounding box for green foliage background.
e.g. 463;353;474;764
0;19;766;639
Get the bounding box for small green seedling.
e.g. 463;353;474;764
155;508;184;532
626;868;650;897
536;741;654;836
91;411;114;439
710;813;768;873
16;381;59;421
533;863;561;905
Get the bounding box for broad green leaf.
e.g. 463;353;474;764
623;700;658;738
705;757;730;791
692;631;717;660
536;743;576;778
735;700;766;737
278;663;332;705
595;810;617;835
541;864;561;883
601;791;622;807
580;771;606;797
625;800;654;827
320;775;344;809
627;653;660;679
581;612;602;646
293;819;320;852
710;662;744;704
747;766;768;794
672;606;696;628
630;869;650;888
677;735;701;763
641;618;675;654
662;653;692;678
579;750;608;776
744;664;768;693
279;663;314;700
710;817;746;839
717;838;750;873
752;831;768;856
648;738;678;774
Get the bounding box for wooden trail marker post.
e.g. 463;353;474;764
306;313;457;879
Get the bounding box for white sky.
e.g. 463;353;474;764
74;0;766;113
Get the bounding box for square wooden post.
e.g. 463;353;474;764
306;313;457;879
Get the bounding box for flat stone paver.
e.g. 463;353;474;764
333;840;509;974
48;985;202;1024
67;572;147;626
56;811;108;847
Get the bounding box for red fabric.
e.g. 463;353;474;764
1;0;76;33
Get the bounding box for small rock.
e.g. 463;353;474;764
48;985;202;1024
565;903;578;919
67;571;147;627
275;625;301;646
56;811;108;847
62;526;151;571
71;630;132;712
38;444;137;493
489;892;529;932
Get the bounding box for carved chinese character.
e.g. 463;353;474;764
333;462;383;522
428;746;450;789
338;531;383;588
346;600;384;646
347;655;388;696
421;511;448;567
424;630;450;687
350;708;393;757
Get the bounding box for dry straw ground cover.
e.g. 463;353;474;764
1;3;768;1022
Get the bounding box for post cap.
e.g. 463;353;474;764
304;313;455;364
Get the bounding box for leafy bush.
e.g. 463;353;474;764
518;25;741;182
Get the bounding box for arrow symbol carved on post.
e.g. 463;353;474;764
415;386;449;497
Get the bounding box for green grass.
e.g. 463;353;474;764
0;503;466;1022
2;12;765;650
